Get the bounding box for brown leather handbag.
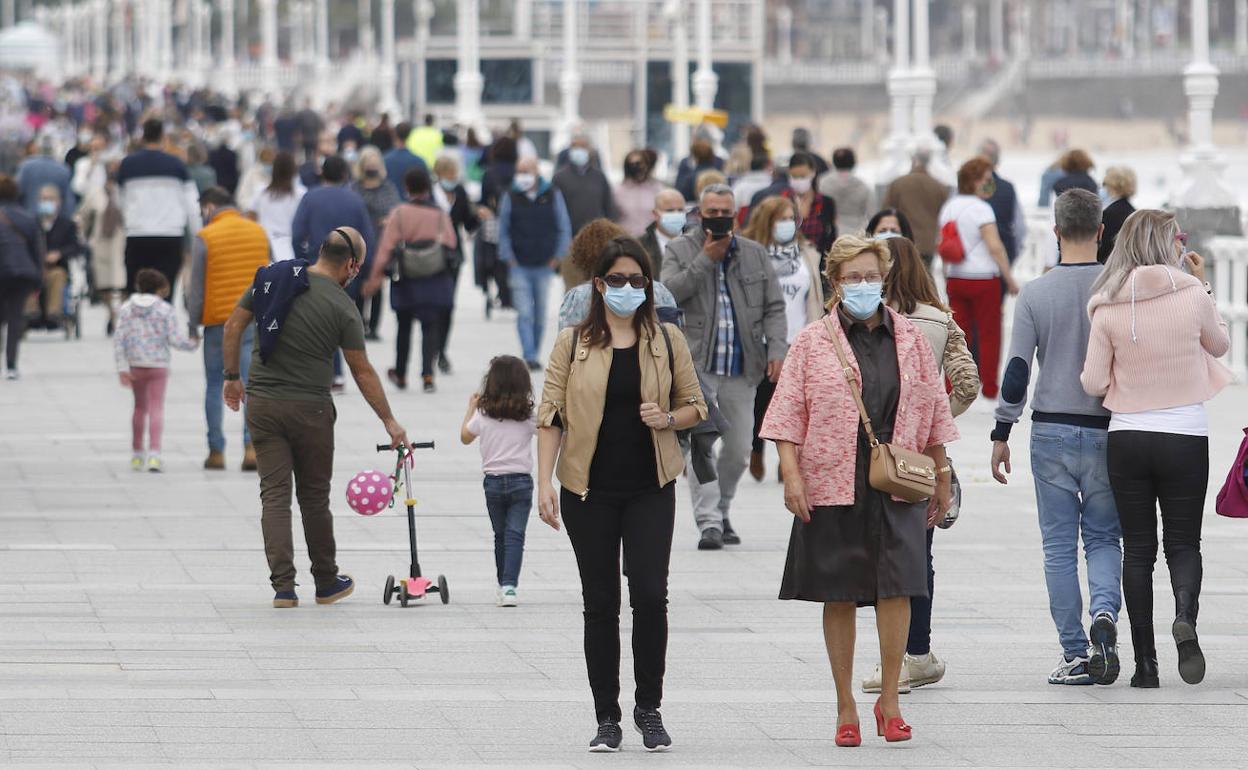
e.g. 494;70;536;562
824;317;937;504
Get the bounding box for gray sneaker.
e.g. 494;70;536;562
1048;655;1094;685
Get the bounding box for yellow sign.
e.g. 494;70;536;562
663;105;729;128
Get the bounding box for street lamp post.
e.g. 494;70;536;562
557;0;582;148
260;0;278;97
911;0;935;141
220;0;237;96
1177;0;1235;208
111;0;128;81
881;0;913;185
378;0;399;117
453;0;484;132
691;0;718;112
358;0;373;60
665;0;690;165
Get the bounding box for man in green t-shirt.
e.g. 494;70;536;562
221;227;408;608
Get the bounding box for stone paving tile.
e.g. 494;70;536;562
4;298;1248;768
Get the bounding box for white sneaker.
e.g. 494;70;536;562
146;455;163;473
498;585;517;607
130;454;144;471
1048;655;1094;685
904;652;947;688
861;662;911;694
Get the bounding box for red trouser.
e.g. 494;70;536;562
946;276;1002;399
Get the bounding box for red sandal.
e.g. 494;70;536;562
873;699;912;742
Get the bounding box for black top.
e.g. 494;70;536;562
839;308;899;445
1099;197;1135;264
589;344;658;491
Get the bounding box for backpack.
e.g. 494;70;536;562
937;218;965;264
1215;427;1248;519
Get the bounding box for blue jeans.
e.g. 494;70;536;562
483;473;532;587
509;264;551;363
203;324;253;453
1031;422;1123;659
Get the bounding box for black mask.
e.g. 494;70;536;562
624;161;645;180
703;215;734;240
363;168;381;179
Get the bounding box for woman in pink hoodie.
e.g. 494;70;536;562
1081;209;1231;690
113;268;198;472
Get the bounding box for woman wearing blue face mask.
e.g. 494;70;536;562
741;196;825;482
537;236;707;753
759;234;957;747
32;184;82;331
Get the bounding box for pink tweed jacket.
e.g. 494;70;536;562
759;309;959;507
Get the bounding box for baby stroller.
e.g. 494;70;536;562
61;251;90;340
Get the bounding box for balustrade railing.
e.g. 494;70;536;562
1208;236;1248;381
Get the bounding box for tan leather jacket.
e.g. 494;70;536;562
538;323;709;498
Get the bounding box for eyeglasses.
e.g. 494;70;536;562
602;273;650;289
839;272;884;285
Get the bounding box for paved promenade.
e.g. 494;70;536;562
2;284;1248;769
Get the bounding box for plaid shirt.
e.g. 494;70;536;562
783;187;835;255
710;243;743;376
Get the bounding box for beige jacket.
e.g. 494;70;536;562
539;323;709;498
901;302;980;418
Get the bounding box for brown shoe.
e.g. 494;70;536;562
241;444;258;471
203;450;226;470
749;450;765;482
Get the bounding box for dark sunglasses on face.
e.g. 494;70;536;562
601;273;650;289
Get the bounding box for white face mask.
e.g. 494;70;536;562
513;173;536;191
789;176;813;194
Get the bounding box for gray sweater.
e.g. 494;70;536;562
992;262;1110;442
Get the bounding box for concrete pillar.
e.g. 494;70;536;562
557;0;582;146
453;0;484;131
92;0;108;81
111;0;127;79
358;0;373;59
882;0;913;185
962;0;977;61
378;0;398;115
1177;0;1235;207
777;5;793;65
160;0;173;80
316;0;330;76
632;1;647;146
860;0;874;58
1238;0;1248;56
989;0;1005;60
692;0;718;111
665;0;690;163
414;0;433;114
911;0;935;139
259;0;278;96
220;0;236;96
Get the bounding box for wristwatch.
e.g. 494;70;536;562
223;371;241;381
666;412;675;429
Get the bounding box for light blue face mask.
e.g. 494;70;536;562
841;281;883;320
773;219;797;244
37;200;57;217
603;285;646;317
569;147;590;167
438;178;457;191
659;210;686;235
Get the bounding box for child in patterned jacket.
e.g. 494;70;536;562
113;268;198;471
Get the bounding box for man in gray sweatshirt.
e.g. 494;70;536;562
990;189;1122;687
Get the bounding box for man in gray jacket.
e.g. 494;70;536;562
662;183;787;550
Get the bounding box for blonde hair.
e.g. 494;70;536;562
823;234;892;308
1092;209;1180;297
1102;165;1137;199
433;154;459;179
355;146;385;180
694;169;727;199
742;195;799;247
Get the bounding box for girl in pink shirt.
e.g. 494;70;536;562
460;355;537;607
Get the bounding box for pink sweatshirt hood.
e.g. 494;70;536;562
1088;265;1202;343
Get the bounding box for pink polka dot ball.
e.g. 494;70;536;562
346;470;393;516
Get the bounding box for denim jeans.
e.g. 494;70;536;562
203;323;253;453
1030;422;1123;659
483;473;532;587
508;264;552;363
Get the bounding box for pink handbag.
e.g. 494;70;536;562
1215;427;1248;519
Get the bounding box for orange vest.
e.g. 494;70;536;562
199;210;270;326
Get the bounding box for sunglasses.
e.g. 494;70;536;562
1176;232;1190;247
601;273;650;289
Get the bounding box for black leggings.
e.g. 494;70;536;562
124;236;183;296
752;376;775;454
1;284;29;370
1107;431;1208;628
394;307;444;379
561;483;675;723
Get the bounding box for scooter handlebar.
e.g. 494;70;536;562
376;441;436;452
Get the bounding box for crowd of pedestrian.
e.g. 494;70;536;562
0;74;1241;755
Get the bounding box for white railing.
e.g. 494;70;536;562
1208;236;1248;381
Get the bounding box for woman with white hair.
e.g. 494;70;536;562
1081;209;1231;689
351;146;400;339
1097;166;1136;264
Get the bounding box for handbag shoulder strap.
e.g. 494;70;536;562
822;316;880;448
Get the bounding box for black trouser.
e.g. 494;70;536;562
1107;431;1208;629
439;272;459;358
561;483;675;722
394;307;443;379
751;376;776;454
124;236;183;296
907;527;936;655
367;292;383;336
1;284;30;370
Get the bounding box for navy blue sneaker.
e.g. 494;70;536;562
272;590;298;608
315;575;354;605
